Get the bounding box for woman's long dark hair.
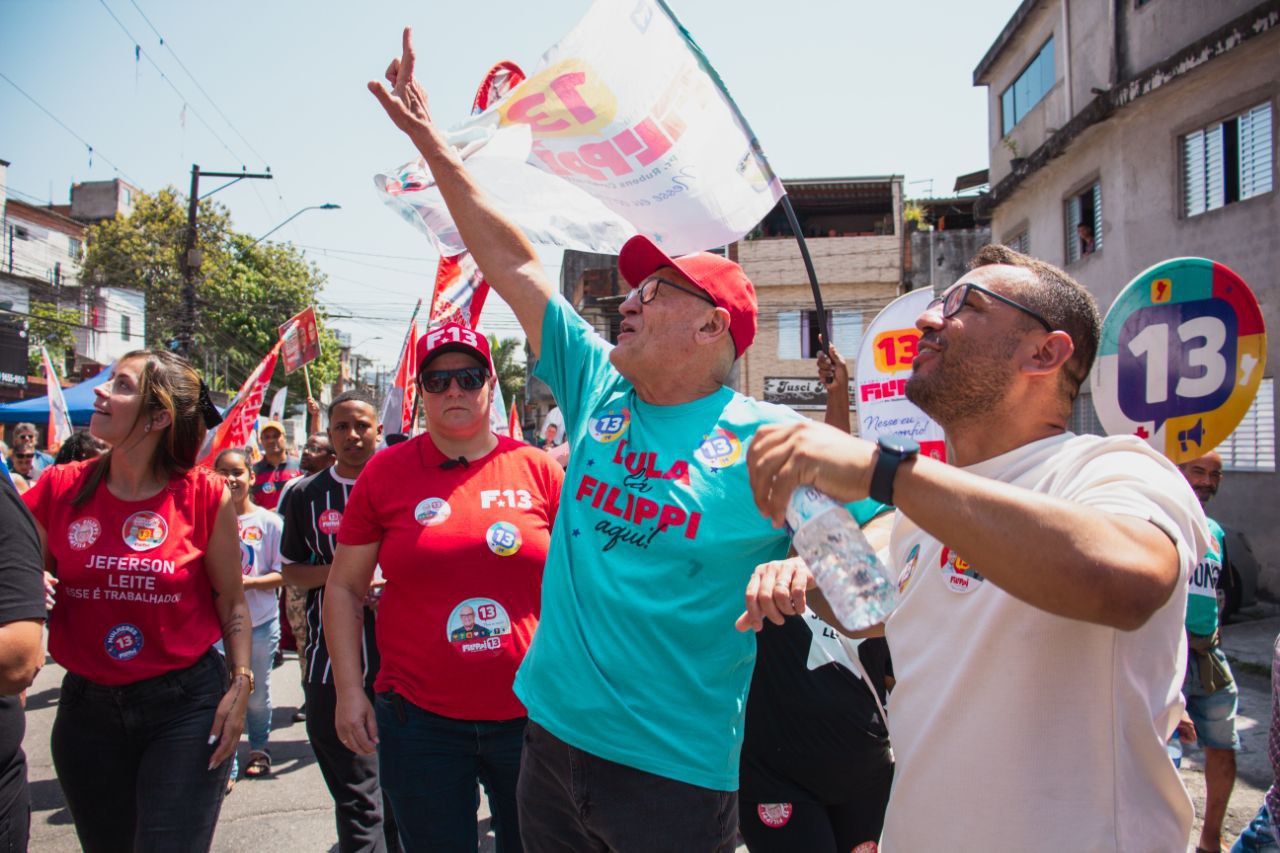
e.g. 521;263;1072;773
73;349;208;506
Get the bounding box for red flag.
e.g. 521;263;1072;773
508;400;523;442
198;343;281;467
379;319;420;436
429;253;491;329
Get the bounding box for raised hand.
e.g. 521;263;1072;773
368;27;433;135
816;334;847;388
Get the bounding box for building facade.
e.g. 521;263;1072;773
732;177;904;423
974;0;1278;592
0;161;146;401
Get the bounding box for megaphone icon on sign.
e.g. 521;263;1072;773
1178;418;1205;453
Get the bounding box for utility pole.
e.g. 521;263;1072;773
179;164;273;358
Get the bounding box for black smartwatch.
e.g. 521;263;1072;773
869;434;919;506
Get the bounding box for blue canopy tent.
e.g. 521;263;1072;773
0;363;114;426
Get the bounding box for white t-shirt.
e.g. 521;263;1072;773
881;433;1208;852
237;507;284;628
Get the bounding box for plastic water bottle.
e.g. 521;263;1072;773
786;486;896;631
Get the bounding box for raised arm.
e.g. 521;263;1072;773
747;422;1183;631
817;335;851;434
369;27;555;356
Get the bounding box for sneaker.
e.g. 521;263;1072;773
292;704;306;723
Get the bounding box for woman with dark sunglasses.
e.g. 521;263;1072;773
324;322;564;852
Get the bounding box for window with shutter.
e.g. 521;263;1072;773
831;310;863;358
1182;102;1273;216
777;311;801;360
1005;231;1031;255
1218;378;1276;473
1239;103;1274;201
1064;182;1099;263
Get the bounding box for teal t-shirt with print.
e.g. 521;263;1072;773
514;294;803;791
1185;516;1225;636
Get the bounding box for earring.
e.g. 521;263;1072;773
144;423;152;433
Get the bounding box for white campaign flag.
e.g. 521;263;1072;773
269;386;288;424
375;0;783;256
40;347;74;452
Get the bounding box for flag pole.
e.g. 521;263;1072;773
779;195;832;381
302;364;314;400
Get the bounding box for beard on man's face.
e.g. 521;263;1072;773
905;331;1021;426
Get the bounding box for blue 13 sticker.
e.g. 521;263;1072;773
695;428;742;469
588;408;630;443
486;522;522;557
105;623;144;661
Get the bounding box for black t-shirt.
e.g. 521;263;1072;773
280;468;379;688
0;474;47;808
740;611;892;803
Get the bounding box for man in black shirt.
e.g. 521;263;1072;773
281;392;395;852
0;470;48;851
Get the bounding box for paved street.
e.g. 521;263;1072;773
22;611;1280;851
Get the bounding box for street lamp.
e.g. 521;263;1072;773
245;203;342;252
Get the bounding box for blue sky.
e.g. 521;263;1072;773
2;0;1017;368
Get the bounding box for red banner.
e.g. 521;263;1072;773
278;307;321;374
379;319;420;436
508;400;523;442
197;342;281;467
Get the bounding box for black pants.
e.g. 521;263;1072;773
304;680;398;852
517;721;737;853
0;735;30;853
738;763;893;853
51;649;230;853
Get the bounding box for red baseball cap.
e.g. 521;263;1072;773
415;323;495;375
617;235;758;358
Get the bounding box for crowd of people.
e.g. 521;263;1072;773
0;25;1274;853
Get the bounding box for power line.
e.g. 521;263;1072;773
0;71;142;186
295;244;434;262
95;0;249;168
125;0;273;169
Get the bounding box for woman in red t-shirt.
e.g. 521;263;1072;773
325;324;563;852
24;349;252;852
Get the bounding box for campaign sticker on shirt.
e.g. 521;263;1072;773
122;511;168;553
67;517;102;551
104;623;144;661
261;481;276;494
239;540;256;576
939;546;984;594
588;407;630;443
239;525;264;544
447;597;511;657
897;543;921;594
757;803;792;828
414;498;451;527
694;427;742;469
318;509;344;535
486;521;522;556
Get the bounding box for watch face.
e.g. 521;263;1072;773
881;434;920;456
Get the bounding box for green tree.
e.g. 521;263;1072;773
487;335;526;418
81;188;339;408
25;301;80;374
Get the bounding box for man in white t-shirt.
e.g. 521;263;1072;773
744;244;1209;851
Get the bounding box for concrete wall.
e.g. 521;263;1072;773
3;211;82;288
1124;0;1258;75
988;31;1280;594
70;179;137;223
736;235;900;287
906;228;993;293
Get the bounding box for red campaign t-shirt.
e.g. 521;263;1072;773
24;459;226;685
338;434;563;721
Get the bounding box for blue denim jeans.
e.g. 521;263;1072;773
1233;803;1280;852
375;691;525;852
51;649;230;852
218;617;280;779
